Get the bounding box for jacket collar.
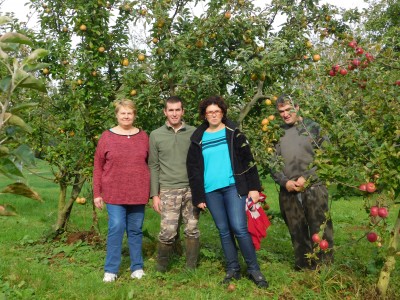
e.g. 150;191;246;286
191;119;238;143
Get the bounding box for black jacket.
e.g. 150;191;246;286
187;119;262;207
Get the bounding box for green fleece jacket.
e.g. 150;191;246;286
148;122;196;197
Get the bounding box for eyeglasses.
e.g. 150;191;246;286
205;110;222;116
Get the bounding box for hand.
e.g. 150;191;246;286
285;180;302;192
248;190;260;203
197;202;207;210
152;196;161;214
94;197;104;210
296;176;306;187
295;176;306;192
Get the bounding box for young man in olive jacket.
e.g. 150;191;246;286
148;96;200;272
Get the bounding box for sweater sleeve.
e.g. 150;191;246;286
187;142;206;207
148;132;160;198
270;141;290;188
93;132;107;199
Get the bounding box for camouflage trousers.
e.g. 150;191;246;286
158;187;200;245
279;184;334;269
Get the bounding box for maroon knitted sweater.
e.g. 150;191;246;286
93;129;150;205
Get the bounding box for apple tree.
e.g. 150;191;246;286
254;0;399;296
25;0;160;233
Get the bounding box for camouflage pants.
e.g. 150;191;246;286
279;184;334;269
158;187;200;245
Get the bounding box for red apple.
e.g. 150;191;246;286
355;47;364;55
395;80;400;86
340;68;348;75
370;206;379;217
352;59;361;67
366;182;376;193
348;40;357;48
367;232;378;242
319;240;329;250
378;207;388;218
359;183;367;191
329;70;336;76
365;53;374;61
332;64;340;72
312;233;321;243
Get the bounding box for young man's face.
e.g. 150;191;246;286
277;102;299;125
164;102;184;129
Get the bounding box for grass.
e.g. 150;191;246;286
0;159;399;299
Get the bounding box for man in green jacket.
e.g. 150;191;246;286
271;95;334;270
149;96;200;272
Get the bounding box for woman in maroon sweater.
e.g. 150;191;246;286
93;99;150;282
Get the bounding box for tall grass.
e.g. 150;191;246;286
0;160;399;299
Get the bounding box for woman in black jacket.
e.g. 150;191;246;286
187;95;268;288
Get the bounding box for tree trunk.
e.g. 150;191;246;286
376;208;400;297
54;175;86;233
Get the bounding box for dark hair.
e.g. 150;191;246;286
276;94;298;108
164;96;184;109
198;95;228;123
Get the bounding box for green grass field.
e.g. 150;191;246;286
0;160;399;299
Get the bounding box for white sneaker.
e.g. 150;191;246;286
131;269;145;279
103;272;117;282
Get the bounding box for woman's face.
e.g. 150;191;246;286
116;106;135;128
205;104;223;127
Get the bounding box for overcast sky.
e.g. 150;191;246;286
1;0;369;27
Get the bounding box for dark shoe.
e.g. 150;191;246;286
222;270;241;284
247;270;269;288
185;238;200;269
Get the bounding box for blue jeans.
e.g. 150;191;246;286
205;185;260;272
105;204;145;274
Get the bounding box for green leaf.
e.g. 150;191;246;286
0;47;8;59
10;102;38;113
0;42;19;51
0;157;25;180
23;49;49;64
5;113;32;133
15;71;47;93
0;32;33;47
0;16;12;26
12;144;36;167
0;76;11;92
23;63;50;72
1;182;42;202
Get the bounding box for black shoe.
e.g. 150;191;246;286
222;270;241;284
247;270;269;288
